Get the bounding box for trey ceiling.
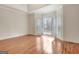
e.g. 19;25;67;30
4;4;48;12
4;4;62;13
4;4;28;12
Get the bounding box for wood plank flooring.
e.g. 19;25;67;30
54;38;79;54
1;35;79;54
0;35;55;54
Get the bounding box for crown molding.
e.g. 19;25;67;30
29;4;63;14
0;5;28;15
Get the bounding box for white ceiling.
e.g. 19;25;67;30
4;4;28;12
3;4;62;13
4;4;48;13
28;4;48;11
29;4;63;14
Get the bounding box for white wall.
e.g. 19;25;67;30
28;13;35;35
0;5;28;40
1;4;79;43
63;4;79;43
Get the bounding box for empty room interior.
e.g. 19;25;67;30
0;4;79;54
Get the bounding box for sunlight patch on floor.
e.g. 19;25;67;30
36;35;55;54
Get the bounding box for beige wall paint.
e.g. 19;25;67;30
0;5;28;40
28;13;35;35
63;4;79;43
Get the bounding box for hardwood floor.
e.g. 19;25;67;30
62;40;79;54
54;38;79;54
1;35;79;54
0;35;55;54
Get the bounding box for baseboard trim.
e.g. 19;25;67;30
0;34;27;40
